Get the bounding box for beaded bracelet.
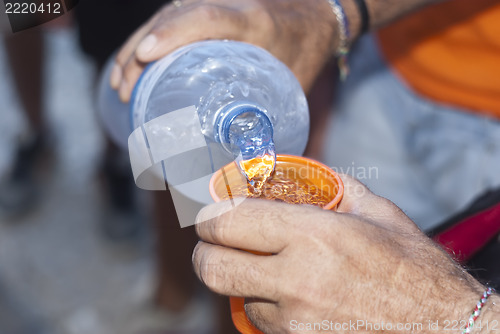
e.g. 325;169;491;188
325;0;350;81
462;287;496;334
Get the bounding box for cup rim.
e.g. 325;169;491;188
209;154;344;210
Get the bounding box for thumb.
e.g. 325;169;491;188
337;174;420;234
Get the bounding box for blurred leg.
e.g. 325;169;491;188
153;190;197;312
99;140;145;241
304;60;336;160
4;28;44;133
0;28;45;219
153;190;238;333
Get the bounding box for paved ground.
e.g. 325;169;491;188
0;28;163;334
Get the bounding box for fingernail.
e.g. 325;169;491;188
137;34;157;56
192;241;202;262
110;64;122;89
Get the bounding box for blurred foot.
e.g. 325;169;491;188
118;293;215;334
0;279;47;334
0;134;45;220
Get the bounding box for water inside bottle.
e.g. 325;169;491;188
228;111;276;194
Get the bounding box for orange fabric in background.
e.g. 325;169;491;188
378;0;500;119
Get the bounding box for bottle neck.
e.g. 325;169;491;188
216;102;274;160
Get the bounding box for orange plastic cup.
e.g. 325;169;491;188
209;154;344;334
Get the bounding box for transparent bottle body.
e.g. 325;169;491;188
98;40;309;204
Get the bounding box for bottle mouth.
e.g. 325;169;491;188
216;101;273;153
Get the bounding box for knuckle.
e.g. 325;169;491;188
147;25;164;39
194;4;221;22
244;261;266;285
209;212;233;244
230;260;266;296
293;209;328;236
114;52;128;66
122;59;139;78
376;196;405;218
195;220;217;243
145;6;167;27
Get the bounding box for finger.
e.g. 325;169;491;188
135;4;249;62
118;55;147;102
336;173;374;213
111;17;158;89
192;241;281;301
120;2;272;101
195;199;328;254
337;174;419;233
114;3;205;99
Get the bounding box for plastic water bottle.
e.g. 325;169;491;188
98;40;309;225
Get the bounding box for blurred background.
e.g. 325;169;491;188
0;4;225;332
0;17;160;334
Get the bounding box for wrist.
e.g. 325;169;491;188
443;283;497;334
413;277;485;333
475;294;499;334
394;253;491;334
